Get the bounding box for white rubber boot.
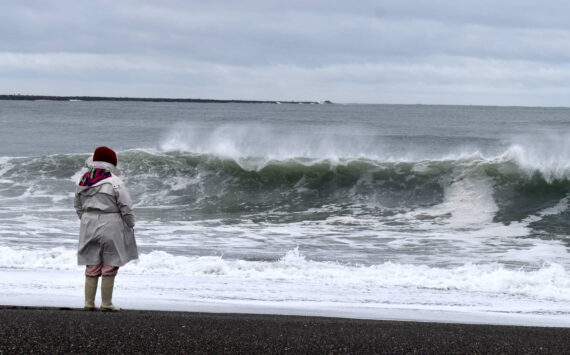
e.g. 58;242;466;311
84;276;99;311
100;276;121;312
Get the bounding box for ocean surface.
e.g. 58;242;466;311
2;100;570;325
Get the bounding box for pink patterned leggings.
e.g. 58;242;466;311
85;263;119;277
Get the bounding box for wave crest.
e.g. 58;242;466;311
2;149;570;222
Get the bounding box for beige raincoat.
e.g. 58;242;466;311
74;160;138;267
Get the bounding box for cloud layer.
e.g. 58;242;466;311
1;0;569;105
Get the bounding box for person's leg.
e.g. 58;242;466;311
100;264;120;311
84;264;102;310
85;264;103;277
101;264;119;277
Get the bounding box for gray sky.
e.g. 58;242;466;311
1;0;569;105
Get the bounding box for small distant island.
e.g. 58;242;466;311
0;94;333;105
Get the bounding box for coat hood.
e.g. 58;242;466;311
85;156;122;176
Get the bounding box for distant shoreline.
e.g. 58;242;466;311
0;94;332;105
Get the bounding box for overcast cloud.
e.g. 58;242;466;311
1;0;569;105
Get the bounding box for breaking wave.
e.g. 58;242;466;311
2;147;570;223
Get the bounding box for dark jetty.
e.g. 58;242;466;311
1;306;570;354
0;94;330;105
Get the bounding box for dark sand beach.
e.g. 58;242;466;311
1;306;569;354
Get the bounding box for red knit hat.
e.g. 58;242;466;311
93;146;118;166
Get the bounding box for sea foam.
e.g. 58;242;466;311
1;246;569;302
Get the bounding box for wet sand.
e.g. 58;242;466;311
1;306;569;354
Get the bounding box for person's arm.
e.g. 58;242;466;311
115;185;135;228
74;192;83;219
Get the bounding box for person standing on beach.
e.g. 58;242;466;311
74;146;138;311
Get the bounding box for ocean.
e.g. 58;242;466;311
1;100;570;326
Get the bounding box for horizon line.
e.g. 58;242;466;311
1;94;568;109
